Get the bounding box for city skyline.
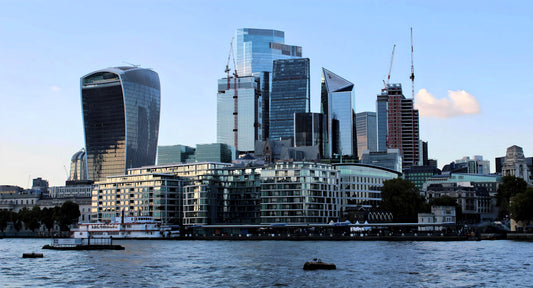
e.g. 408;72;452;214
1;1;532;187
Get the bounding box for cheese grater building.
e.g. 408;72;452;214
81;67;160;182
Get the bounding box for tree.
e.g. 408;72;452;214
496;176;528;218
380;178;425;223
510;187;533;223
0;210;11;232
58;201;80;231
19;206;41;232
41;207;57;231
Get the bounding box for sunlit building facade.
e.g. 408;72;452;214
217;76;261;152
235;28;302;77
81;67;160;182
356;112;377;160
260;162;340;224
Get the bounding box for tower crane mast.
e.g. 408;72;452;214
225;37;239;150
382;44;396;92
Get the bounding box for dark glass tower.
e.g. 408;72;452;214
81;67;160;182
269;58;310;141
294;112;326;157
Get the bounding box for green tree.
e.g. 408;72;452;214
58;201;80;231
380;178;425;223
40;207;57;231
510;187;533;223
496;176;528;218
0;210;11;232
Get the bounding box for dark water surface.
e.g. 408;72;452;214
1;238;531;287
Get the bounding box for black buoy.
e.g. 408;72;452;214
22;252;43;258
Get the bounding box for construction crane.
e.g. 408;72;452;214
382;44;396;92
410;27;415;99
225;37;239;150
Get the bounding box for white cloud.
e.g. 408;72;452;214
414;89;480;118
50;86;61;91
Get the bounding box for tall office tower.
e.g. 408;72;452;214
69;148;88;181
376;83;419;168
217;76;261;152
233;28;302;141
294;112;327;157
321;68;356;157
235;28;302;76
269;58;310;140
81;67;160;182
356;112;377;160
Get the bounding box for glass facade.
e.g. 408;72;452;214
235;28;302;76
269;58;310;140
157;145;195;165
196;143;232;163
217;76;260;152
81;67;160;183
69;148;88;181
321;68;355;157
294;113;326;157
356;112;377;159
334;163;400;209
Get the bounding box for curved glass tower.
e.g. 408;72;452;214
81;67;160;182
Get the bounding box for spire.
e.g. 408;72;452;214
322;68;354;92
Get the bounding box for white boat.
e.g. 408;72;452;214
72;216;163;239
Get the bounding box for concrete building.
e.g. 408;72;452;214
501;145;531;182
418;206;456;231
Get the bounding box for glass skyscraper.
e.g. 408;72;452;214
356;112;377;159
81;67;160;182
294;112;327;157
217;76;261;152
321;68;356;157
269;58;310;140
235;28;302;76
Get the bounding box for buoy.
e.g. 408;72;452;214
22;252;43;258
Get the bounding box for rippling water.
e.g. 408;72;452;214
1;238;532;287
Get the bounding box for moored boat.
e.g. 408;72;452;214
72;216;163;239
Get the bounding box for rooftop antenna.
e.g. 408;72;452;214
123;61;140;67
410;27;415;99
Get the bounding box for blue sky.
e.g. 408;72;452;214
1;0;532;187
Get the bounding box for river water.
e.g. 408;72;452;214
1;238;531;287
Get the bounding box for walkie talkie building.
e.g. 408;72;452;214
81;67;160;182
